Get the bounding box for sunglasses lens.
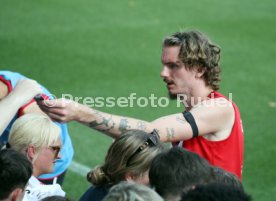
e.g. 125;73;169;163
49;146;61;158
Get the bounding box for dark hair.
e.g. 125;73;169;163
209;166;244;192
181;183;251;201
87;130;163;186
0;149;32;199
149;147;212;199
41;196;73;201
163;30;221;90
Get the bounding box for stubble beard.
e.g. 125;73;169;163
168;91;178;100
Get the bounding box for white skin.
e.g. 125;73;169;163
27;140;62;177
38;46;235;142
132;170;150;186
125;170;150;186
0;79;43;134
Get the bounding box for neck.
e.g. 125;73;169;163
32;169;40;178
182;86;214;109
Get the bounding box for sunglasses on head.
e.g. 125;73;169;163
126;129;160;166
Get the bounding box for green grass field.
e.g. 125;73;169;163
1;0;276;200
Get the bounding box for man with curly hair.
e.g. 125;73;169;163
39;30;244;179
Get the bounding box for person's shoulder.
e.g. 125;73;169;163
192;97;234;117
25;177;65;201
0;71;26;82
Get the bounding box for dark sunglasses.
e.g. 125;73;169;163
126;129;160;166
48;146;61;158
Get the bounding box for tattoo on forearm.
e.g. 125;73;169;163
166;128;175;140
136;121;147;131
88;112;115;132
119;118;131;134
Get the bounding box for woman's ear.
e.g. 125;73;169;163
124;172;135;182
26;145;36;161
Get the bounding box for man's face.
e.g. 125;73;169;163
160;46;197;98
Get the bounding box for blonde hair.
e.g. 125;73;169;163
87;130;163;186
8;114;61;158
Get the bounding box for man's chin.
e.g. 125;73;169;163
168;92;178;100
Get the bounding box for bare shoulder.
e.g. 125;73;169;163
192;97;234;117
190;98;235;139
193;97;232;108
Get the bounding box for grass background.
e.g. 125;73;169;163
1;0;276;200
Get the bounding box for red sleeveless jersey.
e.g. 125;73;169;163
177;91;244;179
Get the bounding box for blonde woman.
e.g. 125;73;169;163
80;130;163;201
8;114;65;200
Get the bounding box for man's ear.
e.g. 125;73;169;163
195;67;206;78
9;188;24;201
26;145;36;161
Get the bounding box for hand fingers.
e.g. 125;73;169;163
42;110;68;123
38;104;65;115
37;99;65;108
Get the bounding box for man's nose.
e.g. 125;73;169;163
160;66;169;78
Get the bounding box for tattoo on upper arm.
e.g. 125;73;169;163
166;128;175;141
136;121;147;131
176;116;186;124
88;112;115;132
119;118;131;134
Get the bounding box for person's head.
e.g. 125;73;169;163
149;147;212;201
8;114;61;177
103;181;164;201
180;183;251;201
87;130;163;186
0;149;32;201
209;166;244;192
161;30;221;97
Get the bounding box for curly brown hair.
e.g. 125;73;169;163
163;30;221;90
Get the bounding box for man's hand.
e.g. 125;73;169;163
38;98;83;123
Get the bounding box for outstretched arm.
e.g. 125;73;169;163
38;98;234;142
0;79;42;134
38;99;154;138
